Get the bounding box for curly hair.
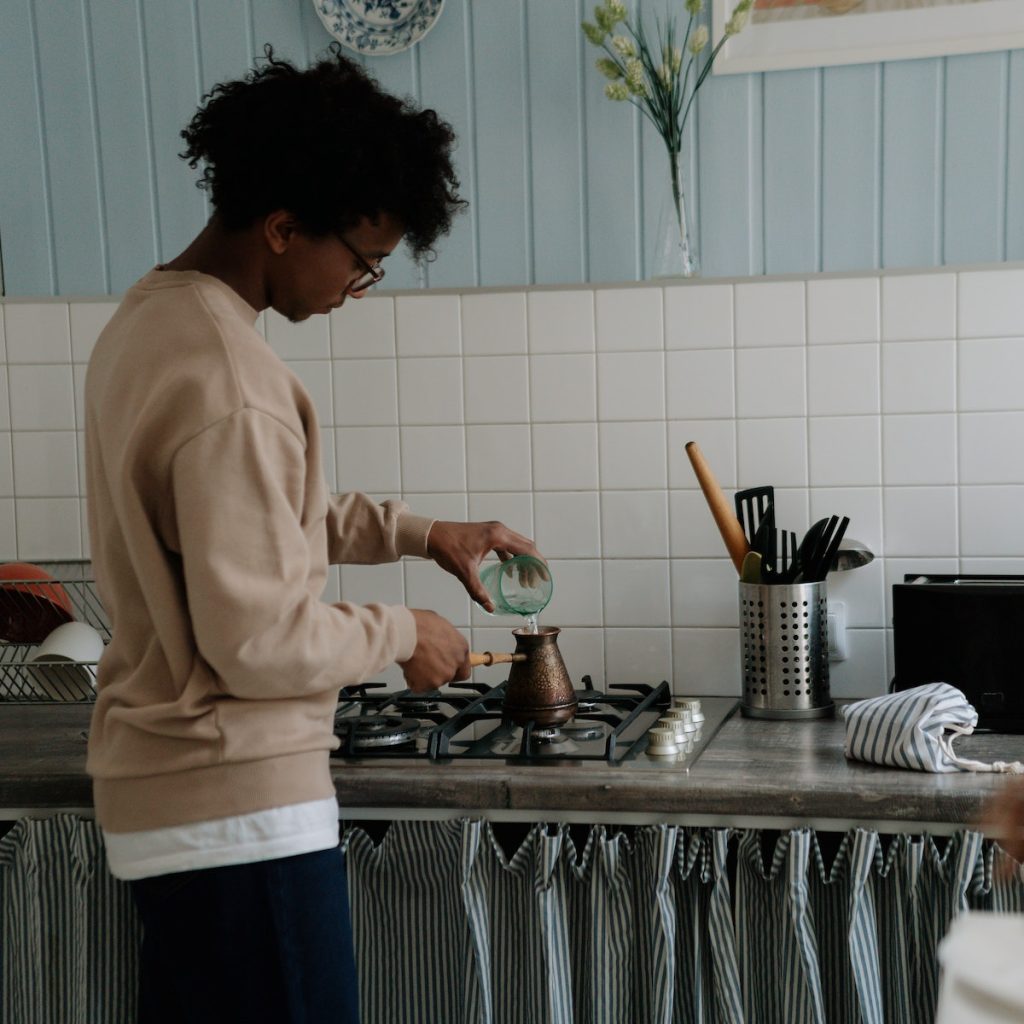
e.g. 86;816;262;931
179;45;466;260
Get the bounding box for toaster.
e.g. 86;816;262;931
892;574;1024;733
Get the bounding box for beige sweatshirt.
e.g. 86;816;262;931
85;269;432;832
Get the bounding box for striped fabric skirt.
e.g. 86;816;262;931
1;816;1021;1023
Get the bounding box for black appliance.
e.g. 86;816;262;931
892;574;1024;732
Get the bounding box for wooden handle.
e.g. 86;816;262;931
469;651;528;667
684;441;749;574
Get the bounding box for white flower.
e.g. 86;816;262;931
594;5;614;32
725;8;749;35
685;0;704;14
611;34;637;58
604;1;627;24
582;20;606;45
688;26;709;54
657;63;673;88
624;58;647;95
596;57;623;80
604;81;630;101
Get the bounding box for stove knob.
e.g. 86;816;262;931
664;708;698;734
647;725;681;755
675;699;705;725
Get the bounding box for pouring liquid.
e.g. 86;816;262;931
522;613;539;634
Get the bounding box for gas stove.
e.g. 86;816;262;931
332;677;737;770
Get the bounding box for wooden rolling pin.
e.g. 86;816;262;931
684;440;749;575
469;651;528;667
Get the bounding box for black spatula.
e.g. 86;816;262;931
734;486;774;552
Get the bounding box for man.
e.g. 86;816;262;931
84;46;540;1024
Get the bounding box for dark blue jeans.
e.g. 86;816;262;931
130;846;359;1024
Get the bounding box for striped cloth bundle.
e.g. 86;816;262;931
841;682;1024;774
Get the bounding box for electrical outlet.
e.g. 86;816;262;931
827;601;848;662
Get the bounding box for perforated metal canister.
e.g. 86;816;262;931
739;580;834;719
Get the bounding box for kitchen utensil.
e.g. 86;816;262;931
791;518;828;583
740;550;763;584
501;626;577;726
813;517;849;583
480;555;553;616
739;578;833;719
684;441;749;574
0;563;75;644
734;485;775;551
469;651;527;667
762;528;799;584
26;621;103;700
832;538;874;572
799;516;849;583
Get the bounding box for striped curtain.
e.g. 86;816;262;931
2;817;1022;1024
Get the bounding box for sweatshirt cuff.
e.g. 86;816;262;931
395;513;435;559
388;604;418;663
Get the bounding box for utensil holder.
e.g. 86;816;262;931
739;580;834;719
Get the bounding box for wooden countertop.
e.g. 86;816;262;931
3;701;1023;830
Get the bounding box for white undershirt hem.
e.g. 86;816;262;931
102;797;340;881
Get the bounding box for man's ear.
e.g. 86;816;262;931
264;210;298;255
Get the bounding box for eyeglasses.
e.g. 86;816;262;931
338;234;385;293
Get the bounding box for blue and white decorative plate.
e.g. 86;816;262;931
314;0;445;56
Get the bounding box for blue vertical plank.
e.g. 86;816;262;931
526;0;586;284
251;0;310;64
697;71;763;278
943;51;1007;267
469;0;529;286
196;0;254;94
821;64;880;272
763;68;821;274
34;1;106;294
141;0;206;264
582;0;641;283
881;59;942;269
417;0;477;288
89;0;159;292
0;0;53;294
1006;51;1024;261
363;47;423;289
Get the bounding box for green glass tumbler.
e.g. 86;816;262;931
479;555;553;616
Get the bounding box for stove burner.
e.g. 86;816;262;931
395;695;440;715
530;726;565;745
559;720;606;742
574;689;606;713
335;716;421;749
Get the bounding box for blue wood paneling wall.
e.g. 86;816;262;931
2;0;1023;296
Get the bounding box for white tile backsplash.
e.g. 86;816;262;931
734;281;805;347
597;351;665;420
881;273;955;342
527;290;595;353
595;287;663;351
330;297;395;358
666;349;734;419
598;421;666;490
333;358;398;426
11;262;1024;697
4;303;71;363
461;292;527;355
807;277;879;345
664;283;732;349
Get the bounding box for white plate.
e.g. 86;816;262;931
313;0;444;56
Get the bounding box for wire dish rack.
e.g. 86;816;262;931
0;561;108;703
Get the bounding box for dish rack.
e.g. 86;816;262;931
0;561;108;703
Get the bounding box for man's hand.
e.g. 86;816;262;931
398;609;470;692
425;520;544;612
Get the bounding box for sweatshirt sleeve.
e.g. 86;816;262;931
325;492;434;565
170;407;417;699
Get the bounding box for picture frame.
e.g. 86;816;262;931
712;0;1024;76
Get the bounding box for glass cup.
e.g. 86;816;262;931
479;555;553;616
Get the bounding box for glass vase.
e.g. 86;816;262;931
652;182;698;279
